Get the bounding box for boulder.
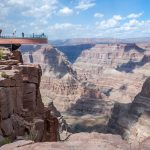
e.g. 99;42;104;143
1;119;14;136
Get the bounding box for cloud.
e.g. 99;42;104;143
23;1;58;18
49;23;82;30
75;0;96;10
58;7;73;16
96;15;122;29
122;19;140;31
108;19;150;38
3;0;58;19
94;13;104;18
7;0;28;5
0;3;9;18
47;23;90;39
113;15;122;20
0;0;150;39
127;12;143;19
116;19;150;32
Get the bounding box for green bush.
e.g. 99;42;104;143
1;72;9;78
0;137;11;146
0;50;4;60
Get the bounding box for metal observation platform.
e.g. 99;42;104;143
0;34;48;50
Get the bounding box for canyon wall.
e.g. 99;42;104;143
0;48;59;146
21;43;150;136
73;43;150;104
21;45;109;116
21;43;150;117
108;76;150;143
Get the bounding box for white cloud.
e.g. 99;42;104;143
58;7;73;16
96;15;122;29
8;0;27;5
119;19;148;31
75;0;96;10
3;0;59;19
113;15;122;20
0;0;150;39
47;23;90;39
0;3;9;18
112;19;150;38
49;23;82;30
127;12;143;19
94;13;104;18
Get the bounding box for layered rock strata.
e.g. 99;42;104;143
0;48;59;146
108;77;150;142
21;45;110;116
74;43;150;103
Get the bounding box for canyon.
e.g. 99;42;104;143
1;38;150;149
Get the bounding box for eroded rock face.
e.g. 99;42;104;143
73;43;150;105
0;48;59;146
21;45;78;111
108;77;150;143
21;45;109;116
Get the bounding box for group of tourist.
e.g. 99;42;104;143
0;29;45;38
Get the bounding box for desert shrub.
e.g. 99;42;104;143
0;50;4;60
0;137;11;146
1;72;9;78
24;129;38;141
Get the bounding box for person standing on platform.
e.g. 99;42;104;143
22;32;24;38
13;29;16;36
0;29;2;37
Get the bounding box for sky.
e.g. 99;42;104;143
0;0;150;39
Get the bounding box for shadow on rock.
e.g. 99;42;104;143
68;123;107;134
116;55;150;73
56;44;95;63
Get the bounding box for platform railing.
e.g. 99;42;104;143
0;34;47;39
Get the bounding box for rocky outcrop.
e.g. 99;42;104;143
0;133;130;150
1;132;150;150
0;48;59;146
108;77;150;143
22;45;76;78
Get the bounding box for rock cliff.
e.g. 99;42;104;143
107;77;150;143
0;48;59;146
74;43;150;104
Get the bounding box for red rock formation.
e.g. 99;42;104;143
0;48;59;146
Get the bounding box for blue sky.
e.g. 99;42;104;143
0;0;150;39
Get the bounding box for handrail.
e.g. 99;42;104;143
0;34;47;39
